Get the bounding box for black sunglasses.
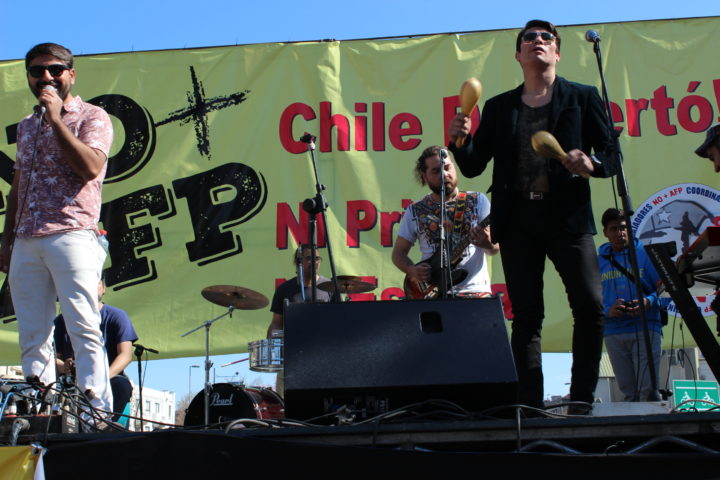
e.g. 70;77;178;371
522;32;555;43
27;64;70;78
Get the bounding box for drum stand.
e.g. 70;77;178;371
438;149;455;299
181;306;235;427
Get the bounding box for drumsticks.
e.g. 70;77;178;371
221;358;248;367
456;77;483;148
530;130;590;179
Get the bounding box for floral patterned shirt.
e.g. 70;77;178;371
14;96;112;238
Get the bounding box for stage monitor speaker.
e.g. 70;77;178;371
283;296;517;421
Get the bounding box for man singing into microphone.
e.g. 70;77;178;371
448;20;615;412
0;43;114;420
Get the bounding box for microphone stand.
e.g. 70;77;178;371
133;343;159;431
300;133;341;302
438;151;455;299
589;34;658;397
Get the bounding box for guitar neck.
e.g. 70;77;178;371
449;215;490;261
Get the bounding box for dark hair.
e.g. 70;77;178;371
25;43;74;70
415;145;451;185
516;19;561;53
294;243;319;265
601;208;626;229
294;244;305;265
710;129;720;152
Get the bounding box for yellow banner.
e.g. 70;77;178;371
0;446;42;480
0;17;718;361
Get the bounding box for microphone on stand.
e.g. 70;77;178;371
133;343;159;355
299;132;316;151
439;148;448;182
585;29;601;44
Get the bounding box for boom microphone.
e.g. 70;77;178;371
585;30;600;44
133;343;159;355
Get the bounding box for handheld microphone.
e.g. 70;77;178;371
39;85;57;116
585;30;600;44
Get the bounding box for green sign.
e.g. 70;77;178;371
673;380;720;411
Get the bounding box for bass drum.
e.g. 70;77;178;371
184;383;285;427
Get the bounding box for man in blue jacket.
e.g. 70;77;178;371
598;208;666;402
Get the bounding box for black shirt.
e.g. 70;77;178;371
270;276;332;314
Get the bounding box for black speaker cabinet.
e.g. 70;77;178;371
283;297;517;420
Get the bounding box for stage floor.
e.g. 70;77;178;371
13;410;720;479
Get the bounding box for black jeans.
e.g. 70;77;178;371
500;199;604;407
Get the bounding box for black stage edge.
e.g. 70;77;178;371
33;412;720;479
23;297;720;477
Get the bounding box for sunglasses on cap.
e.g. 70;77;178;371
522;31;556;43
27;64;70;78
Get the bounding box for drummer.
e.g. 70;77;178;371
266;244;331;337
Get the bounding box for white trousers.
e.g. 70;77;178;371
10;230;112;412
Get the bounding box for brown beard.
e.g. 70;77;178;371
429;180;456;196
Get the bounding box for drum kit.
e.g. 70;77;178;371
181;284;269;427
184;276;376;427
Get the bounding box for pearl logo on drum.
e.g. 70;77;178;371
209;392;235;407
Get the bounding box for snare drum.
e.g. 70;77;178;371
248;336;283;372
184;383;285;426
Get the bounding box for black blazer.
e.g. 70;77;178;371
450;76;615;243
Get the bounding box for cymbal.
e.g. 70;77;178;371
336;275;361;283
318;276;376;294
201;285;269;310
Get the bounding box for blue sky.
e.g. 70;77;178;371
1;1;717;60
2;1;718;405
